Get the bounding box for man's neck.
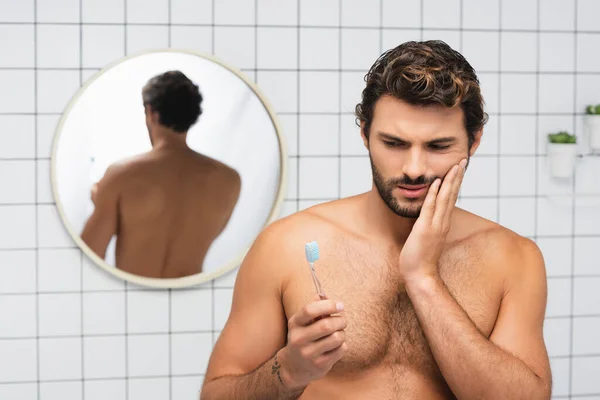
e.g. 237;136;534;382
150;128;189;150
361;188;417;246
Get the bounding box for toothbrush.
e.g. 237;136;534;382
305;241;327;300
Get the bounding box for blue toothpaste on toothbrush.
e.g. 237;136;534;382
305;241;327;300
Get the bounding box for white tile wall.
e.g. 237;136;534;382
0;1;598;398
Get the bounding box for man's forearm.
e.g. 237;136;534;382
405;274;547;400
200;350;305;400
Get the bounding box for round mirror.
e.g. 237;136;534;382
50;49;287;288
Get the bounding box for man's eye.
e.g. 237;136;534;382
430;144;451;150
384;141;404;147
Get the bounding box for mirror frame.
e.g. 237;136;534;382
50;48;288;289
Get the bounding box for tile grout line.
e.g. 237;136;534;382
33;0;40;397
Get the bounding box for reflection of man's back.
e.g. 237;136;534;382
82;146;241;279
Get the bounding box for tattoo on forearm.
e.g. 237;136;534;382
272;352;285;387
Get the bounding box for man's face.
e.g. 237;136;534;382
364;95;481;218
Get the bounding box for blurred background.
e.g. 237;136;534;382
0;0;599;399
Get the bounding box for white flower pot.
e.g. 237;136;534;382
547;143;577;179
585;115;600;151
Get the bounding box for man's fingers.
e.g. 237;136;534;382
293;300;344;326
420;178;441;221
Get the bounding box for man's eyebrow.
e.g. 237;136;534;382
378;132;408;142
378;132;457;144
428;137;457;144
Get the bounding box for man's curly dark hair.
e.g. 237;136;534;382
142;70;203;133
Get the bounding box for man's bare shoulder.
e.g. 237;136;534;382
452;208;546;283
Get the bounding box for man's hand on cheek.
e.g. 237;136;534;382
398;158;467;283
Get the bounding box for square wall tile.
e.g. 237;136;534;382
37;24;80;68
478;73;499;114
299;157;339;199
172;376;203;400
499;116;536;155
128;377;169;400
171;333;212;375
460;157;498;197
340;115;367;156
171;25;213;54
0;250;36;293
540;33;575;72
340;157;372;198
257;0;296;26
0;339;37;382
574;277;600;316
545;277;571;317
500;32;537;72
382;0;420;28
498;197;536;237
499;157;536;196
37;70;80;114
40;382;81;400
213;288;233;331
341;29;380;70
501;0;537;30
575;206;600;236
82;0;124;23
572;357;600;395
543;318;571;357
501;74;537;114
421;30;461;52
539;74;575;114
257;27;297;69
0;295;36;337
82;25;125;69
578;0;600;32
37;0;79;22
39;293;81;336
462;0;499;30
0;70;34;113
423;0;460;29
0;161;35;204
300;0;339;27
84;336;126;379
536;197;573;236
39;337;82;380
540;0;575;31
299;115;339;156
572;317;600;355
214;0;254;25
578;34;600;73
171;0;211;24
0;116;35;159
340;71;365;115
85;380;126;400
549;357;570;397
171;289;212;332
0;25;34;68
37;160;52;204
536;157;574;197
126;26;168;56
0;0;34;22
382;29;421;52
37;204;73;248
0;383;36;400
461;31;499;72
81;255;125;291
255;71;297;113
83;292;125;335
300;71;340;113
0;205;36;249
341;0;379;27
126;0;167;23
127;290;169;334
127;334;169;377
574;237;600;276
536;238;572;277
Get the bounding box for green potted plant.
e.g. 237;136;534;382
547;131;577;179
585;104;600;151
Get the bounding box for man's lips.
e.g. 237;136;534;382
397;185;429;198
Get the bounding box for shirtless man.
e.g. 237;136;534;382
200;41;552;399
81;70;241;279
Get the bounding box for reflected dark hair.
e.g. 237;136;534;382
142;70;203;133
355;40;488;149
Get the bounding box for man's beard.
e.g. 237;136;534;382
369;155;469;218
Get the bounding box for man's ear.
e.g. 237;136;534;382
469;128;483;157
